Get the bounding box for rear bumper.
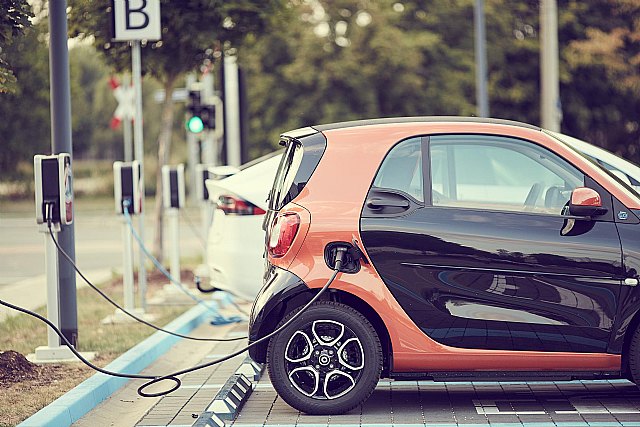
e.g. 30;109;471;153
248;264;309;363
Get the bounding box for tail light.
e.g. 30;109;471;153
217;194;266;215
268;212;300;258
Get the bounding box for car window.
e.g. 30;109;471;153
430;135;583;215
372;137;423;202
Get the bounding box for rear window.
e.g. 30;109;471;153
267;132;327;212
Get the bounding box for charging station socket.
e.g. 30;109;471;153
324;242;360;274
114;160;142;214
34;153;73;226
162;164;185;209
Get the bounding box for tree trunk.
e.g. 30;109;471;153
152;75;177;262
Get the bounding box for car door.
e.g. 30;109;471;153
360;133;624;353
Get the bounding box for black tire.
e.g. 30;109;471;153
267;301;382;414
628;326;640;384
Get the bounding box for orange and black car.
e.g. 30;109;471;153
248;117;640;414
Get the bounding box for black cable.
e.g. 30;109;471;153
1;214;347;399
137;249;346;397
48;222;245;343
122;203;236;319
0;294;181;395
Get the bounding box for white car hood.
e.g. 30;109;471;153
205;154;282;210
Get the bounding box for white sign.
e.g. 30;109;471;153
112;0;161;41
113;84;136;120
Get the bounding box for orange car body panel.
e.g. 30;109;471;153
269;121;628;372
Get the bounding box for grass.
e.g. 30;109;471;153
0;275;192;426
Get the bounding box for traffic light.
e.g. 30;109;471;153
186;89;215;133
186;89;204;133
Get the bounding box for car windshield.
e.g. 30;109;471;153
545;129;640;199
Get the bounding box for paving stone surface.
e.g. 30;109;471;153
230;377;640;427
128;324;640;427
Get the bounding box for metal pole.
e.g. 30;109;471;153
168;208;181;283
474;0;490;118
224;55;242;167
121;219;135;311
132;40;148;310
124;118;133;162
48;0;77;346
187;131;199;203
123;75;133;162
540;0;561;131
45;231;61;347
202;72;217;166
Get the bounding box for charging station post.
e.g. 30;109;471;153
162;165;185;285
32;154;92;362
108;161;155;324
195;164;214;277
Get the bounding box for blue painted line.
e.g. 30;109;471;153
18;304;213;427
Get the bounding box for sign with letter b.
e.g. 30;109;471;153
112;0;161;41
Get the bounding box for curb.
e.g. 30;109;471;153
192;357;264;426
19;303;212;427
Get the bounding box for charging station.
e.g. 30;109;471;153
32;154;88;362
114;160;142;215
162;164;185;210
105;161;154;324
195;164;212;203
35;153;73;228
162;165;185;286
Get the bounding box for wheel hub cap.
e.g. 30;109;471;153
284;319;365;400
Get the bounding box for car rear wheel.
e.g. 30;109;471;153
267;301;382;414
628;325;640;384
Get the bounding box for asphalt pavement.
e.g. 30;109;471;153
0;201;205;320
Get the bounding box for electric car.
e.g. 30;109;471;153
249;117;640;415
205;152;282;301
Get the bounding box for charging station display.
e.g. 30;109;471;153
114;161;142;214
195;164;211;202
34;153;73;225
162;164;185;209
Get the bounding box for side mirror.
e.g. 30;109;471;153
569;187;608;217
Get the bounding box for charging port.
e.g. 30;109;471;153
324;242;360;273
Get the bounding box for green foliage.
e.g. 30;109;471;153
0;23;50;180
241;0;640;165
68;0;285;82
0;0;33;93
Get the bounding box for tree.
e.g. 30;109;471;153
0;0;33;93
0;21;50;181
68;0;285;259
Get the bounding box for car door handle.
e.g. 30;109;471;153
366;198;410;208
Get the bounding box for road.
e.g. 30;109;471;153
0;201;206;288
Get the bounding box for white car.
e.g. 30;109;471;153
205;152;282;301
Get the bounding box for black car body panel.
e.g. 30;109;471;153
361;207;624;353
248;264;311;363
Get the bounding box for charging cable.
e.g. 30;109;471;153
121;200;240;324
47;225;244;343
0;246;348;398
136;247;348;397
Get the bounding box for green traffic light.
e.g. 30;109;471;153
187;116;204;133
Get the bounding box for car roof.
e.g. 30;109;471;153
311;116;540;132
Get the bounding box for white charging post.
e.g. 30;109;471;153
162;164;185;284
195;164;213;276
109;161;144;323
32;154;83;362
